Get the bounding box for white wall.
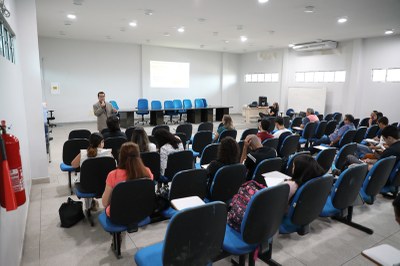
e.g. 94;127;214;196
221;53;240;113
0;0;46;265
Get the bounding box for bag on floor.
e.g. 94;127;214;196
227;180;266;232
59;197;84;228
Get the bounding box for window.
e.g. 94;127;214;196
295;72;305;82
334;71;346;82
372;69;386;82
295;70;346;83
271;73;279;82
251;74;258;82
244;72;280;83
245;74;251;82
314;72;324;82
386;68;400;82
0;17;16;63
257;74;264;82
323;72;334;82
304;72;314;82
264;73;272;82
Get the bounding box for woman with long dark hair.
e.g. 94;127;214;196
153;129;184;175
131;127;156;152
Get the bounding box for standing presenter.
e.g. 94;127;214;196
93;91;117;132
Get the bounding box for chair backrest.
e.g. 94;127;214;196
194;98;205;108
331;164;368;210
80;157;116;196
192;131;213;153
324;113;333;121
137;98;149;114
164;100;174;110
333;112;342;122
283;116;291;128
238;140;244;159
262;138;279;151
289;117;302;129
388;160;400;187
174;133;187;149
353;126;368;143
104;136;127;161
362;156;397;199
169;169;208;200
172;99;183;109
109;179;155;226
109;100;119;110
313;120;327;139
176;123;193;141
317;114;324;121
302;122;317;140
365;124;379;139
162;202;227;265
286;151;310;176
338;129;356;148
240;128;258;141
198;121;213;132
124;126;136;141
315;147;337;174
151;100;162;110
217;129;237;142
201;98;208;107
62;139;90;165
324;120;338;136
334;143;357;171
353;118;360;128
288;175;333;226
199;143;220;165
164;150;194;180
68;129;91;140
359;117;370;127
242;184;289;244
252;157;282;185
279;134;300;158
152;125;170;136
209;163;247;203
183;99;192;109
140;152;160;182
277;131;292;152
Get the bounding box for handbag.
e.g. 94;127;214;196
59;197;85;228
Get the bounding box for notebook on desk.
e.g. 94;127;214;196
365;138;379;145
362;244;400;266
262;171;291;187
170;196;205;211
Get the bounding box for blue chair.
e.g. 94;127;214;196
195;98;205;108
59;138;89;194
278;134;300;159
195;143;219;169
68;129;91;140
332;112;342;123
109;100;119;110
358;117;369;128
360;156;397;204
173;99;185;122
353;126;368;143
280;175;333;235
365;124;379;139
285;151;310;176
286;108;295;119
310;120;327;145
332;143;357;172
159;150;194;186
164;100;178;124
381;160;400;196
151;100;162;110
220;184;289;266
262;138;279;151
99;179;155;258
251;157;282;186
217;129;237;143
315;147;337;174
201;98;208;107
324;113;333;121
289;116;302;130
135;202;227;266
183;99;192;109
299;122;317;149
190;131;212;158
240;128;258;141
320;164;371;234
136;98;149;125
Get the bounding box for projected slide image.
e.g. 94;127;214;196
150;61;190;88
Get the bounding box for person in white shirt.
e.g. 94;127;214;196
273;117;292;139
130;127;157;152
153;129;184;176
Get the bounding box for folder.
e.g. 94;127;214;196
171;196;205;211
362;244;400;266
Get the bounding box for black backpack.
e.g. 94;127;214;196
59;197;84;228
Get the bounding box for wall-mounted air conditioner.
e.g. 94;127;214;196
292;41;338;52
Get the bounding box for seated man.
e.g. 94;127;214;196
313;114;355;147
357;116;389;158
240;134;277;180
273;116;292;139
257;119;273;142
102;115;127;140
300;108;319;128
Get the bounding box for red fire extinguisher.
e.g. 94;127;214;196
1;120;26;206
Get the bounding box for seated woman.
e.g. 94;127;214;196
102;115;127;140
102;142;153;217
284;154;326;200
71;132;113;210
131;127;157;152
214;114;234;141
259;102;279;118
206;137;240;193
153;129;184;176
368;110;379;127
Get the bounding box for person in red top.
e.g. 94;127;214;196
257;118;274;142
102;142;153;217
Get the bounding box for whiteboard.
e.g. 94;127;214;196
287;87;326;114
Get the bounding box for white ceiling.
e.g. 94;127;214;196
35;0;400;53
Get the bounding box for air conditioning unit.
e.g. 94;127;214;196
292;41;338;52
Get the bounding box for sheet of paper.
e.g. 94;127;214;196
262;171;291;187
171;196;205;211
362;244;400;266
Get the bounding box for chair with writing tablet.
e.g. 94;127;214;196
310;120;327;145
135;202;227;266
104;136;127;163
289;117;302;130
336;129;357;148
140;152;160;184
380;160;400;197
262;138;279;151
315;147;337;174
332;112;342;123
285;151;310;176
360;156;396;204
240;128;258;141
358;117;370;128
195;143;219;169
217;129;238;143
189;130;213;158
278;134;300;159
320;164;371;234
176;123;193;148
353;126;368;143
68;129;91;140
252;157;282;186
279;175;333;235
159;150;194;186
324;113;333;121
324;120;338;136
299;122;317;149
161;169;208;218
332;143;357;172
353;118;360;128
364;124;379;139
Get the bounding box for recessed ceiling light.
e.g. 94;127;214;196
129;21;137;27
258;0;269;3
385;29;394;35
304;6;315;13
144;9;153;16
337;17;348;24
67;14;76;19
163;32;170;37
177;26;185;33
240;36;247;42
288;44;295;48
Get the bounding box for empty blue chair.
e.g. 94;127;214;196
136;98;149;125
201;98;208;107
183;99;192;109
151;100;162;110
164;100;178;124
173;99;185;122
109;100;119;110
299;122;317;149
195;98;205;108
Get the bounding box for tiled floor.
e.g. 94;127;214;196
21;114;400;265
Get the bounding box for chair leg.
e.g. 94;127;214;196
85;209;94;226
259;242;281;266
332;206;373;234
111;232;122;259
68;172;72;195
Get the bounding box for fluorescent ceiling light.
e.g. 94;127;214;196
337;17;348;24
304;6;315;13
67;14;76;19
258;0;269;3
177;27;185;33
385;29;394;35
288;44;295;48
129;21;137;27
240;36;247;42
